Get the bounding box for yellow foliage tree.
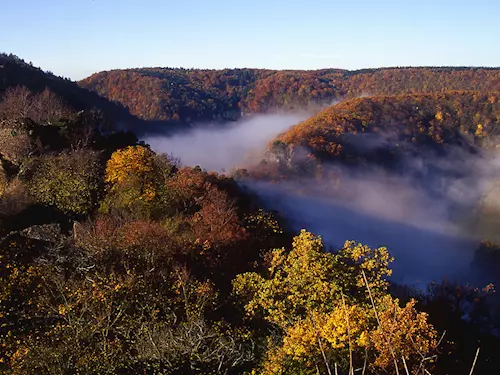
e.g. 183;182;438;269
102;146;175;218
233;230;437;374
104;145;157;202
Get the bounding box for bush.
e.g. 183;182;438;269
28;150;102;215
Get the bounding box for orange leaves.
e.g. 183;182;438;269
118;220;173;255
80;67;500;124
369;297;438;372
275;90;500;169
191;185;245;248
166;166;207;199
75;215;182;272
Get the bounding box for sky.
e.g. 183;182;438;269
2;0;499;80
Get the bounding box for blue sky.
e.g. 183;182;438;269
2;0;499;80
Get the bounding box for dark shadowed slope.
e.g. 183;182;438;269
0;53;139;124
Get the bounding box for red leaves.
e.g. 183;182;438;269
191;186;246;248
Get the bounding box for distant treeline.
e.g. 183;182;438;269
79;65;500;122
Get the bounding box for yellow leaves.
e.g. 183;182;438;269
195;280;213;297
320;305;370;349
475;123;483;136
260;295;438;374
10;346;29;364
283;321;318;357
435;111;443;121
233;231;438;374
28;150;101;214
268;248;285;275
282;305;371;361
233;230;394;329
369;296;438;371
292;229;324;256
105;145;154;186
104;145;158;205
337;240;393;291
244;209;283;238
341;241;393;272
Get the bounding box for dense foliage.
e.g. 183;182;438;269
234;231;437;374
279;91;500;157
236;91;500;182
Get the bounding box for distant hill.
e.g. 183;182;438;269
0;53;138;125
275;90;500;164
80;66;500;123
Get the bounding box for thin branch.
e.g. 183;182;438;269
341;291;354;375
361;270;399;375
468;347;480;375
402;356;410;375
309;311;332;375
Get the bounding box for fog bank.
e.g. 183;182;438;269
243;144;500;286
248;180;477;287
143;114;308;172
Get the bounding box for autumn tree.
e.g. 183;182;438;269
101;146;176;218
163;166;208;216
191;185;245;249
233;230;437;374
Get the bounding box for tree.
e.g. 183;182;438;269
0;127;35;166
233;230;437;374
0;86;32;122
191;185;245;249
28;150;102;215
101;146;176;218
0;86;71;125
30;88;72;125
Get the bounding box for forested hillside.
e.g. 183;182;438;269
80;66;500;122
0;83;459;375
0;54;138;124
2;55;500;374
278;91;500;159
236;91;499;184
